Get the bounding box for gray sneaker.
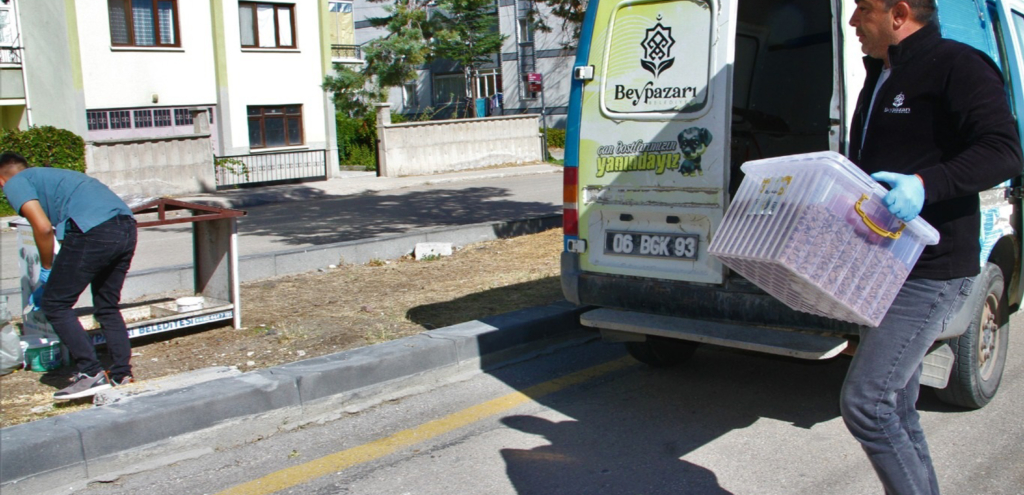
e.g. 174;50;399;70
54;372;112;400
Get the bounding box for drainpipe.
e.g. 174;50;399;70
12;0;32;127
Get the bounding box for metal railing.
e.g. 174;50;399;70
214;149;328;189
331;44;362;61
0;47;22;65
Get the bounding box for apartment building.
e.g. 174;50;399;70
352;0;573;127
0;0;358;182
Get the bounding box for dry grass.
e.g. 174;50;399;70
0;228;565;428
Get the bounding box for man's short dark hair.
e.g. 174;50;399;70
884;0;939;25
0;152;28;174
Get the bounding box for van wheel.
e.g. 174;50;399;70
625;336;699;367
935;263;1009;409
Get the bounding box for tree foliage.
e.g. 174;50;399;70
322;0;506;119
430;0;506;113
526;0;587;49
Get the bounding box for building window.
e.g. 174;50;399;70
432;73;466;105
248;105;303;148
174;108;193;126
108;0;180;47
133;109;153;128
239;3;296;48
475;69;501;98
403;83;419;108
87;111;110;131
328;1;352;13
154;109;172;127
110;110;132;129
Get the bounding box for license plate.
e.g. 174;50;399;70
604;231;699;259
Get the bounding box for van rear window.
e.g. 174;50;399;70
602;0;711;115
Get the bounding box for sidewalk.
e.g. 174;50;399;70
174;163;563;209
0;162;584;493
1;163;565;308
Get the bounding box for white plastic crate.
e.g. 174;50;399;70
708;151;940;327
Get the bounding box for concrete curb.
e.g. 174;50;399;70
0;301;592;492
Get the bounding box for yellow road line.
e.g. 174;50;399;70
216;356;635;495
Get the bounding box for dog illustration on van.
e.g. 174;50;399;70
676;126;712;176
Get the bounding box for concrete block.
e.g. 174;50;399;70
0;418;86;485
94;366;242;406
55;372;300;461
268;334;457;403
428;301;587;364
414;242;452;260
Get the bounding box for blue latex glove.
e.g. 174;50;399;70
870;172;925;222
28;267;50;311
28;284;45;311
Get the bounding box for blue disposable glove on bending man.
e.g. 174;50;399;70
870;171;925;222
28;266;50;311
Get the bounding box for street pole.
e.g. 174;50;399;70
539;81;548;161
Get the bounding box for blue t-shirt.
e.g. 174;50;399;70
3;168;132;240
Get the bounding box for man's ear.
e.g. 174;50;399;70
891;1;912;28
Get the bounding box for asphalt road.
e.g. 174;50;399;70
73;317;1024;495
0;173;562;294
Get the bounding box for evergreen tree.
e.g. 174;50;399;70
430;0;506;117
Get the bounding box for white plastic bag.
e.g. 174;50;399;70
1;323;23;375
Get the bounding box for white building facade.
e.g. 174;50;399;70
1;0;357;180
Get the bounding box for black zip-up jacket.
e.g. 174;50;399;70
849;23;1023;279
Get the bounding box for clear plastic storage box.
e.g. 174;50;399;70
708;151;940;327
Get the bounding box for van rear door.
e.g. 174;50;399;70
575;0;736;284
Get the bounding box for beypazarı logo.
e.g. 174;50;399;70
641;15;675;78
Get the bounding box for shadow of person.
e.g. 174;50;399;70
501;414;732;494
492;346;849;495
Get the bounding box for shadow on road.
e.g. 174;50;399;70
489;345;850;494
406;277;562;329
237;186;560;247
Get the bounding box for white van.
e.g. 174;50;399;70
561;0;1024;408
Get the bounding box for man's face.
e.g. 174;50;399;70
850;0;897;60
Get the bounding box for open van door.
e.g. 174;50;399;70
570;0;737;285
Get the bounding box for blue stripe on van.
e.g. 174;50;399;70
937;0;1002;68
565;0;601;169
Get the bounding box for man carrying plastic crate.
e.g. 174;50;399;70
0;152;138;400
846;1;1022;493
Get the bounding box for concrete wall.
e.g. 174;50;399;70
19;0;86;135
86;134;216;197
376;105;542;177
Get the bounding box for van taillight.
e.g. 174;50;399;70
563;166;579;236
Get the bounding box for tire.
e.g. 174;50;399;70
935;263;1010;409
625;336;699;368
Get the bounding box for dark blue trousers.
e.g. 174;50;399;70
40;215;137;380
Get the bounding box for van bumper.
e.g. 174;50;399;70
562;254;861;336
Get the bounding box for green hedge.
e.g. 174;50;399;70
543;127;566;149
335;112;408;171
0;126;86;216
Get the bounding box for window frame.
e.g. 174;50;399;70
247;105;304;149
108;0;182;48
432;73;466;105
238;2;297;49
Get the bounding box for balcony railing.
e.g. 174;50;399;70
331;44;362;61
0;47;22;65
